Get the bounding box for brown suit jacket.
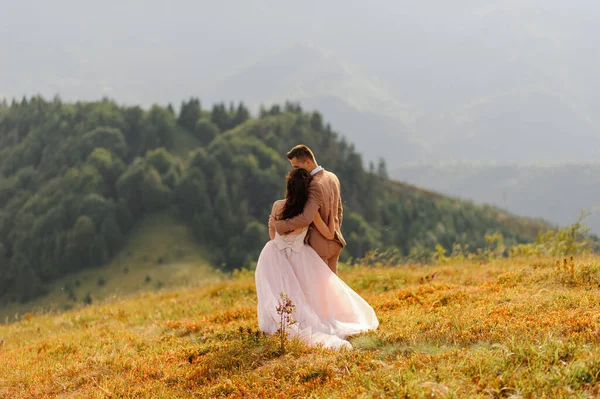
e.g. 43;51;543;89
275;169;346;259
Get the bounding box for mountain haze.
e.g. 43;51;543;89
204;44;427;164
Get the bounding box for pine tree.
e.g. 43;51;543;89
231;102;250;127
377;158;388;179
177;98;201;132
211;103;231;132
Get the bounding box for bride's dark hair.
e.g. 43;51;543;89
280;168;312;220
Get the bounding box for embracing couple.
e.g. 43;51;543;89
255;145;378;350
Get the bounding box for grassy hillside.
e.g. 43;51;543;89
383;179;546;237
2;255;600;398
0;212;219;322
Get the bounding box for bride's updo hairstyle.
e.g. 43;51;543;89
280;168;312;220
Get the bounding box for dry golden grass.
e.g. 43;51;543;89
2;256;600;398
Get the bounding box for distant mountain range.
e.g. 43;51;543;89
202;44;428;164
202;36;600;165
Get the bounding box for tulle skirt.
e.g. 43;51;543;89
255;241;378;350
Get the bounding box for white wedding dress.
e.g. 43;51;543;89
255;228;379;350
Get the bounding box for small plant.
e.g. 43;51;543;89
83;292;92;305
353;248;403;268
484;232;506;260
433;243;471;264
97;277;106;287
238;326;266;344
557;257;576;283
419;271;439;284
145;275;151;283
555;256;600;287
433;244;450;264
275;292;296;354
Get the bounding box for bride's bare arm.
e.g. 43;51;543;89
313;212;334;240
269;201;284;240
269;214;276;240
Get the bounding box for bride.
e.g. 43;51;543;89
255;168;378;350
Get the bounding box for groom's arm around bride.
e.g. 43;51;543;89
273;145;346;274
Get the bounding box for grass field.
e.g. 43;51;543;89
2;254;600;398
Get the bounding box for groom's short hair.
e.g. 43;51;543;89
287;145;316;162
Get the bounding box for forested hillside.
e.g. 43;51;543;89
393;162;600;234
0;97;547;304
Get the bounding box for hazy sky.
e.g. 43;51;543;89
2;0;599;106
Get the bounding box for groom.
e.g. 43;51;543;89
271;145;346;274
